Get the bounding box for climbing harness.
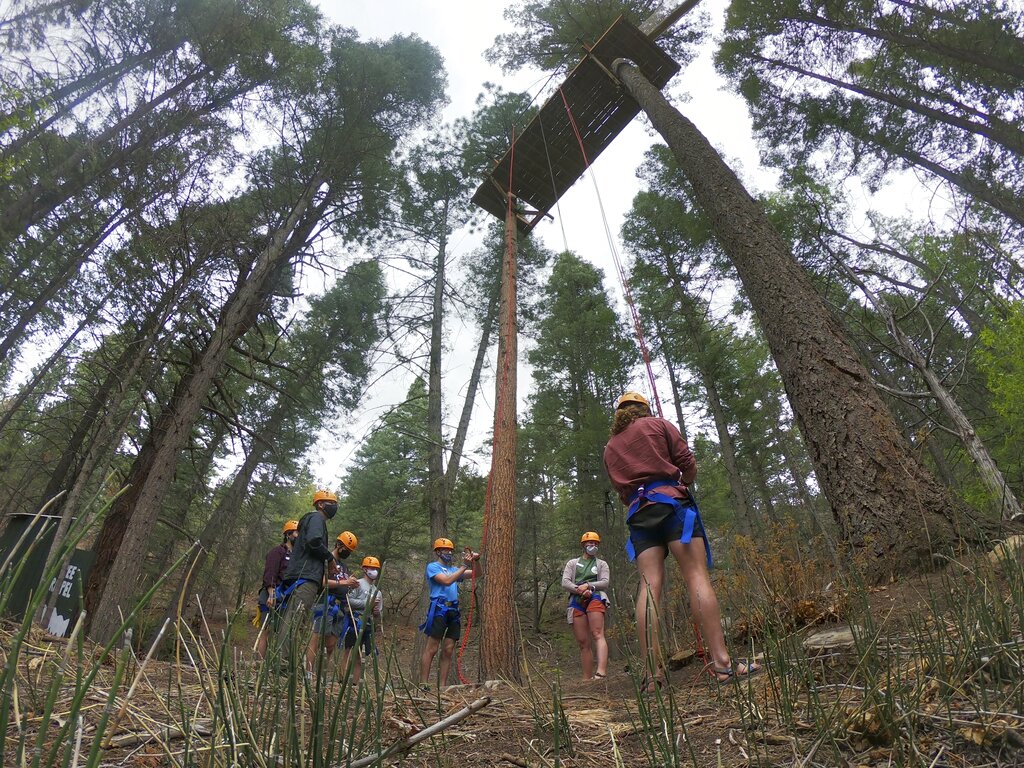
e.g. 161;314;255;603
626;480;712;568
312;593;343;623
421;596;461;635
273;577;310;612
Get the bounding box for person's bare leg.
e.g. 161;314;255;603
340;646;352;680
635;547;666;689
420;636;441;683
352;653;363;686
438;637;455;687
257;619;269;658
668;538;757;678
588;610;608;677
572;614;593;679
306;635;319;673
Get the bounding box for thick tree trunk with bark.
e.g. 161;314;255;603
612;60;1002;571
479;202;521;681
84;178;326;642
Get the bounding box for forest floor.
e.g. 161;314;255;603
4;547;1023;767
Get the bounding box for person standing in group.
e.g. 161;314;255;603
418;537;481;689
307;531;359;672
256;519;299;658
277;489;340;664
561;531;610;680
603;392;759;691
340;555;384;686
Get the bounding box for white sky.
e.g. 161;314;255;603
304;0;943;486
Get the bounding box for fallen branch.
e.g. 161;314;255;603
106;719;213;749
344;696;491;768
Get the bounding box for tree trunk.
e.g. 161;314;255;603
38;314;169;626
426;218;448;539
612;60;1002;572
84;177;327;642
479;201;521;681
162;422;273;628
443;271;501;501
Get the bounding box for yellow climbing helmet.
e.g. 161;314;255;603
282;519;299;534
433;537;454;551
313;488;337;505
580;531;601;544
336;531;358;550
615;391;649;410
362;556;381;569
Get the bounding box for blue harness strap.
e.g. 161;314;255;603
340;611;361;637
274;577;310;612
626;479;713;568
312;594;343;621
418;597;460;635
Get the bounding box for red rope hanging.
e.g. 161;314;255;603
557;87;664;417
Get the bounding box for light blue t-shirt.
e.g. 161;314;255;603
426;561;464;602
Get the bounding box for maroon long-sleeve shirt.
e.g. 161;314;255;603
262;543;291;590
603;416;697;507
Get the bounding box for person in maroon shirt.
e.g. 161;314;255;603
604;391;759;690
256;519;299;658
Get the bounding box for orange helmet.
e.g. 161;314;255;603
362;556;381;569
336;531;358;550
282;519;299;534
615;391;649;410
581;531;601;544
313;489;337;505
433;537;454;551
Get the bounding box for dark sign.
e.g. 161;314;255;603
44;549;96;638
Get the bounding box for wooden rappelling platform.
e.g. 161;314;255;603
472;17;680;233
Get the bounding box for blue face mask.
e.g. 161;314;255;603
439;551;454;564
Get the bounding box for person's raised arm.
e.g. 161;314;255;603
428;561;466;586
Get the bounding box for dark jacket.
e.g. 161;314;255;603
283;510;333;584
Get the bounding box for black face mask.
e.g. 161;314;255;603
323;502;339;519
337;548;351;559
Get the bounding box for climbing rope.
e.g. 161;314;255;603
557;86;664;417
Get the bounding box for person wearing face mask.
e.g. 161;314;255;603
561;531;610;680
306;531;359;671
255;519;299;658
339;556;384;686
277;489;342;664
418;537;480;689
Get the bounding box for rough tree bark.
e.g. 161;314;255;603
479;201;520;681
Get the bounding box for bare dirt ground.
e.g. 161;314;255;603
4;563;1023;767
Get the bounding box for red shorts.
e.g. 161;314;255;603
572;599;606;618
